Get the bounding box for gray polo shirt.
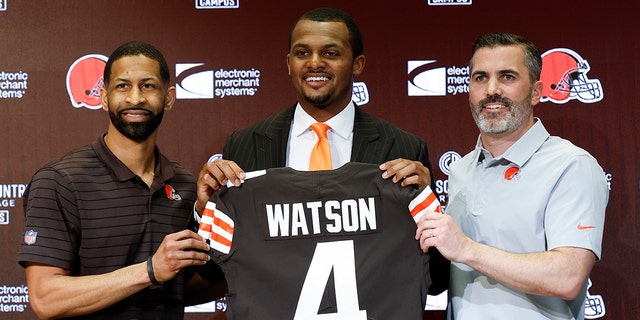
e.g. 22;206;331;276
446;119;608;319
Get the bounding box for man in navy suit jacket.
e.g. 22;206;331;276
197;7;436;207
196;7;448;297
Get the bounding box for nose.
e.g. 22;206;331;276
308;52;324;69
126;86;146;105
486;78;502;96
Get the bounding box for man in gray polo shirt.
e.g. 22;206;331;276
415;33;608;319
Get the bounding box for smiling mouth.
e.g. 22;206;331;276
121;109;151;120
483;103;506;110
306;76;330;82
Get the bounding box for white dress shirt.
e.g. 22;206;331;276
286;102;355;170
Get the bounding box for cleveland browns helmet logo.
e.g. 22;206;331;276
540;48;603;104
66;54;108;110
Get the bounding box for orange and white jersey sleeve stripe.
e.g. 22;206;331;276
197;201;235;254
408;186;442;223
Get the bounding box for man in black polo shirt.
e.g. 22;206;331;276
18;41;221;319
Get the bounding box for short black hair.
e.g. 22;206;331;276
290;7;363;60
470;32;542;83
103;41;170;86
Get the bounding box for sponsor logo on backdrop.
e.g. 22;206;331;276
427;0;472;6
435;151;461;204
0;210;8;225
603;172;612;191
585;278;605;319
66;54;108;110
176;63;213;99
0;284;29;313
0;0;6;11
175;63;261;100
352;81;369;105
408;60;469;96
195;0;239;9
0;184;27;226
0;71;28;99
438;151;461;176
186;297;227;313
540;48;603;104
207;153;223;162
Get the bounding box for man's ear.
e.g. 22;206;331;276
531;80;543;106
100;87;109;111
165;86;176;111
352;54;365;77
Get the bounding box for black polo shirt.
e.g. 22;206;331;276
19;135;197;319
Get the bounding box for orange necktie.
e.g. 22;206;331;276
309;123;332;170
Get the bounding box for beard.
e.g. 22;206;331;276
305;94;331;107
471;93;532;135
108;107;164;142
301;86;335;108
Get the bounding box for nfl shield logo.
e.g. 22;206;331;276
24;230;38;245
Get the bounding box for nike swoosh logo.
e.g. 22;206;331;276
577;224;597;230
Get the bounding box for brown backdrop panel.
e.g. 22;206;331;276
0;1;636;319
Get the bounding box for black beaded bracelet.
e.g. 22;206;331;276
147;256;162;285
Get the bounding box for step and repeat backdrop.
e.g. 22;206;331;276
1;1;637;319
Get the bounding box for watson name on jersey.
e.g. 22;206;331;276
198;162;442;320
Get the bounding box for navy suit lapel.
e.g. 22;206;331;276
254;106;295;169
351;107;392;164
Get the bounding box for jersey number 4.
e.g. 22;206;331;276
293;240;368;320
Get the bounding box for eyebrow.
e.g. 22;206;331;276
292;42;342;50
498;68;519;75
114;76;158;83
471;69;520;77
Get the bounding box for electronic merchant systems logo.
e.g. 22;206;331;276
408;60;469;97
176;64;214;99
0;70;28;99
195;0;239;9
175;63;261;100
